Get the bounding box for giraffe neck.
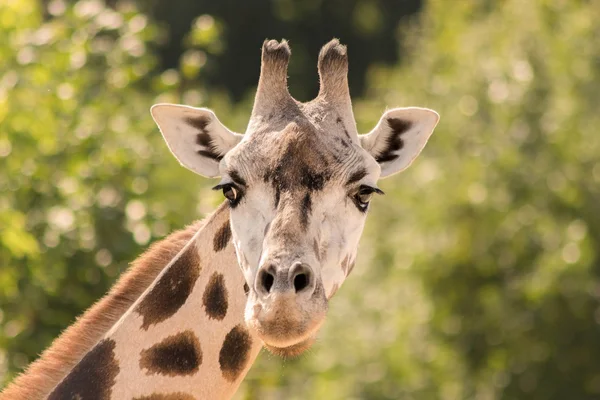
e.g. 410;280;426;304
21;203;260;400
2;218;209;400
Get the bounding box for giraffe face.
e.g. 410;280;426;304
151;39;439;357
219;120;380;355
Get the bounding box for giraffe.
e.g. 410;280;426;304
0;39;439;399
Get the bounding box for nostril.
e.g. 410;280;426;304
293;273;309;292
260;270;275;293
290;262;313;293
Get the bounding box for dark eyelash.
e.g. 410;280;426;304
359;185;385;195
212;183;243;207
212;183;231;191
352;185;384;213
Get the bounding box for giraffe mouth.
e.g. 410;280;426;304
245;292;328;357
263;336;316;358
251;312;325;349
244;271;328;356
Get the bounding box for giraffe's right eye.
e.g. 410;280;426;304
222;185;238;202
212;183;242;206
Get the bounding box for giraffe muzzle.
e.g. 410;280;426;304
246;262;328;356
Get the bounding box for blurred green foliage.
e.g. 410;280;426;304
0;0;230;384
48;0;423;101
141;0;422;101
2;0;600;399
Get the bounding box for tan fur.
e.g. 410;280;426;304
317;39;351;101
0;220;205;400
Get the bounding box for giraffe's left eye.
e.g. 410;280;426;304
352;186;384;212
356;188;373;205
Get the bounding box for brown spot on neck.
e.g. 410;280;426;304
139;330;202;377
202;272;229;320
213;221;232;252
47;339;119;400
135;242;201;330
219;325;253;382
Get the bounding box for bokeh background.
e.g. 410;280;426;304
2;0;600;398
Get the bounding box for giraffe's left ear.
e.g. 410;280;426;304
151;103;243;178
360;107;439;178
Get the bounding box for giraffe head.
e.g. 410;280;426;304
151;39;438;357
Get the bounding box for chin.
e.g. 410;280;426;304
244;281;329;357
245;309;326;358
263;336;316;358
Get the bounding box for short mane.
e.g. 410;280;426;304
0;219;205;400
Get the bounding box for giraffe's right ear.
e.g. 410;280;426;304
151;104;243;178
